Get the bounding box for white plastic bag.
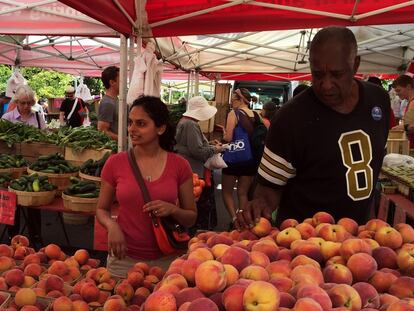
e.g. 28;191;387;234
6;69;27;98
204;153;228;170
383;153;414;168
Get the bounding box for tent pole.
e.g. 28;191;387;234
194;71;199;97
186;72;190;101
118;34;128;152
129;36;135;83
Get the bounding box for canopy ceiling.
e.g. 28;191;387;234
59;0;414;37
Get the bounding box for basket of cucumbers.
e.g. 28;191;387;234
78;152;111;185
0;155;29;178
8;174;57;206
62;177;100;212
27;153;78;194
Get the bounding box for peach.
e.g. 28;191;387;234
337;218;358;236
293;297;323;310
44;244;61;260
135;287;150;298
323;264;353;285
80;283;100;303
312;211;335;226
194;260;226;295
24;263;43;279
98;291;110;304
187;297;218;311
397;245;414;271
143;274;159;290
278;248;294;261
21;306;41;311
357;230;376;239
368;270;397;293
318;224;348;242
329;284;362;311
4;268;24;287
388;276;414;299
266;260;291;279
243;281;280;311
239;265;269;282
211;244;230;259
280;219;299;230
251;239;279;261
219;246;251;272
362;238;379;250
319;241;341;261
249;251;270;268
279;292;296;308
23;254;41;267
365;219;389;232
11;235;29;249
347;253;377;282
291;240;323;262
326;255;347;266
148;266;164;280
52;296;73;311
0;244;13;257
269;276;293;293
206;234;233;248
238;231;258;241
290;255;320;270
23;276;36;288
277;228;302;248
222;284;246;311
352;282;379;309
374;227;403;249
45;275;64;292
0;256;14;272
93;267;111;284
157;284;180;295
103;297;127;311
297;284;332;310
48;261;69;277
64;257;79;269
372;247;397;270
340;238;372;261
127;271;144;288
73;249;89;265
178;302;191;311
144;290;176;311
162;273;188;290
72;300;89;311
396;223;414;243
379;293;399;307
208;292;223;311
295;222;316;239
386;301;414;311
188;248;214;263
250;217;272;237
14;246;30;260
116;281;135;302
290;264;324;286
15;288;37;307
308;237;325;247
180;258;201;285
223;264;239;287
174;287;204;308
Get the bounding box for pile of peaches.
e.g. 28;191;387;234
141;212;414;311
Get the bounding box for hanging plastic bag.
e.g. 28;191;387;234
6;68;27;98
204;153;228;170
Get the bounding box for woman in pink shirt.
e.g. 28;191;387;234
97;96;197;277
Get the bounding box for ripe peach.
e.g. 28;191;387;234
162;273;188;290
318;224;348;242
396;223;414;243
45;275;64;293
374;227;403;249
249;251;270;268
239;265;269;282
250;217;272;237
52;296;73;311
44;244;61;260
194;260;226;295
15;288;37;307
144;290;176;311
323;264;353;285
278;248;294;261
266;260;291;279
48;261;69;277
72;300;89;311
340;238;372;261
290;255;320;270
0;256;14;272
291;240;323;262
389;276;414;299
127;271;144;288
24;263;43;279
397;244;414;271
352;282;379;309
251;239;279;261
0;244;13;257
269;276;293;293
222;284;246;311
174;287;204;308
293;298;323;311
290;264;324;286
295;222;317;240
386;301;414;311
103;297;126;311
22;275;36;288
365;219;389;232
143;274;159;290
279;292;296;308
116;281;135;302
219;246;251;272
320;241;342;261
297;284;332;310
11;235;29;249
187;297;218;311
368;270;397;293
277;228;302;248
362;238;379;250
337;218;359;236
280;219;299;230
326;255;347;266
187;248;214;263
4;268;24;287
329;284;362;311
347;253;377;282
14;246;30;260
80;283;100;303
243;281;280;311
211;244;230;259
372;246;397;270
223;264;239;287
73;249;89;265
312;211;335;226
206;234;233;248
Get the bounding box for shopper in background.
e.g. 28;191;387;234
237;26;390;227
98;66;119;141
293;84;310;97
391;75;414;147
367;76;396;129
1;85;44;244
96;96;196;277
59;86;86;127
261;100;279;129
222;88;259;228
0;93;11;118
176;96;224;231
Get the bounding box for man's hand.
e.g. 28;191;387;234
235;197;274;230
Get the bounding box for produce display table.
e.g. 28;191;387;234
378;192;414;226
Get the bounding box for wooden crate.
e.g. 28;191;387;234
0;142;19;155
386;139;410;155
20;142;64;163
65;147;112;166
388;129;405;139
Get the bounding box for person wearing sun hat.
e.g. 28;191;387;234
176;96;224;231
59;85;86;127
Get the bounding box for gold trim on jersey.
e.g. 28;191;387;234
258;147;296;185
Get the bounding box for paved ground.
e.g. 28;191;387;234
0;172;232;263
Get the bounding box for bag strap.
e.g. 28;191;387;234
67;98;78;121
127;148;151;203
236;109;254;136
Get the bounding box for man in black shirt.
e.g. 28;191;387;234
59;86;86;127
237;26;390;227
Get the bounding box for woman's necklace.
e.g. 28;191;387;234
137;150;162;182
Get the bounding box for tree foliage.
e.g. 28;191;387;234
83;77;103;95
0;65;12;93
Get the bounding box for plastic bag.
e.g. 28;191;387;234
383;153;414;167
204;153;228;170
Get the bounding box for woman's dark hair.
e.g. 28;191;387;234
130;96;176;151
262;101;279;120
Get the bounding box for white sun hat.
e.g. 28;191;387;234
183;96;217;121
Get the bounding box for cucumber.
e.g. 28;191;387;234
73;192;98;198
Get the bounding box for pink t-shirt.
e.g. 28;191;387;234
101;151;193;260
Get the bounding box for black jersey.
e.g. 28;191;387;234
257;80;390;225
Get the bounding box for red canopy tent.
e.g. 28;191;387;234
59;1;414;37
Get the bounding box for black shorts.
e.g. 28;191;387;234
222;160;258;177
